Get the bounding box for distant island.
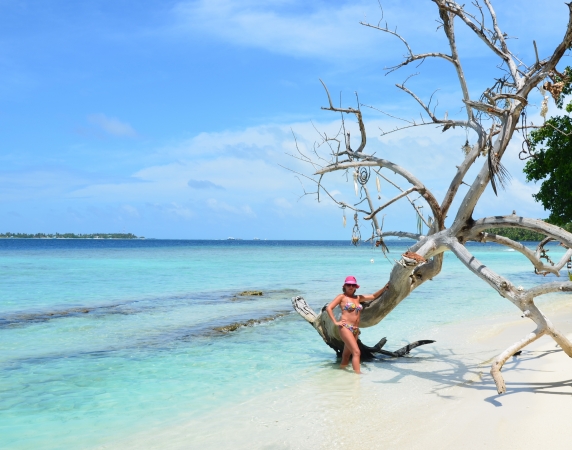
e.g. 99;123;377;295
485;222;572;242
484;227;545;241
0;232;141;239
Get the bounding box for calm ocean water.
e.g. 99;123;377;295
0;239;568;449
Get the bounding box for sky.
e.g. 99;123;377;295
0;0;571;239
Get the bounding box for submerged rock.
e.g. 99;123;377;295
238;290;263;296
214;313;288;333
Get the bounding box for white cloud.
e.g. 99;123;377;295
88;114;137;138
79;116;545;224
187;179;225;190
147;202;194;219
169;0;570;65
274;197;292;209
170;0;438;60
12;110;547;235
121;204;140;218
206;198;256;217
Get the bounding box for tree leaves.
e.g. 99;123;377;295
523;66;572;225
525;112;572;225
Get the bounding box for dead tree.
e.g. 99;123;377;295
290;0;572;394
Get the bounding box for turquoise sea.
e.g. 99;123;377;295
0;239;569;449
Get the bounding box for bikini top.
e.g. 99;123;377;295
343;302;363;313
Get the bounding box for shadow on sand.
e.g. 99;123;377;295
366;345;572;406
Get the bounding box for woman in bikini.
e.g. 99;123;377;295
326;276;390;374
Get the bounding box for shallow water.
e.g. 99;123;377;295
0;239;569;449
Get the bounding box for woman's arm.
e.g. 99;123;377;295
326;295;344;326
359;282;390;302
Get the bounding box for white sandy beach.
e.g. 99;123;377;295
115;297;572;450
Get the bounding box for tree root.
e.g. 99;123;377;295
359;337;436;359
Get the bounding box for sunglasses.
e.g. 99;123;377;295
344;284;357;288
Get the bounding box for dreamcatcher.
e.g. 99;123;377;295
461;139;471;156
351;213;361;246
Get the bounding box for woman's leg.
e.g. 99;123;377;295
340;344;351;368
339;327;362;373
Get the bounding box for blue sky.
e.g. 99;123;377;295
1;0;570;239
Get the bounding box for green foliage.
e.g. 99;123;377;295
524;67;572;226
524;116;572;225
0;232;139;239
485;222;572;241
485;227;545;241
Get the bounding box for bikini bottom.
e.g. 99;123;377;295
339;323;359;336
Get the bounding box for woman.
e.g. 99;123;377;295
326;276;389;373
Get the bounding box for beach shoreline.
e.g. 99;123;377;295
114;295;572;450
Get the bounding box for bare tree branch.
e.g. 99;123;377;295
474;232;571;276
319;79;366;153
364;187;418;220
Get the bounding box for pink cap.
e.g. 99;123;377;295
344;276;360;289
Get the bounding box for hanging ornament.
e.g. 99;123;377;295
342;208;347;228
376;175;381;193
357;167;370;185
540;95;549;121
353;170;359;196
416;205;424;235
351;213;361;246
462;140;471;156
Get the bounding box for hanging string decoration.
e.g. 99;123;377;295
353;170;359;196
376;175;381;193
519;108;537;161
351;213;361;246
462;140;471;156
540;89;548;122
357;167;370;185
416;205;424;235
342;206;347;228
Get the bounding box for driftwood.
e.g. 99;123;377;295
292;295;435;358
290;0;572;394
